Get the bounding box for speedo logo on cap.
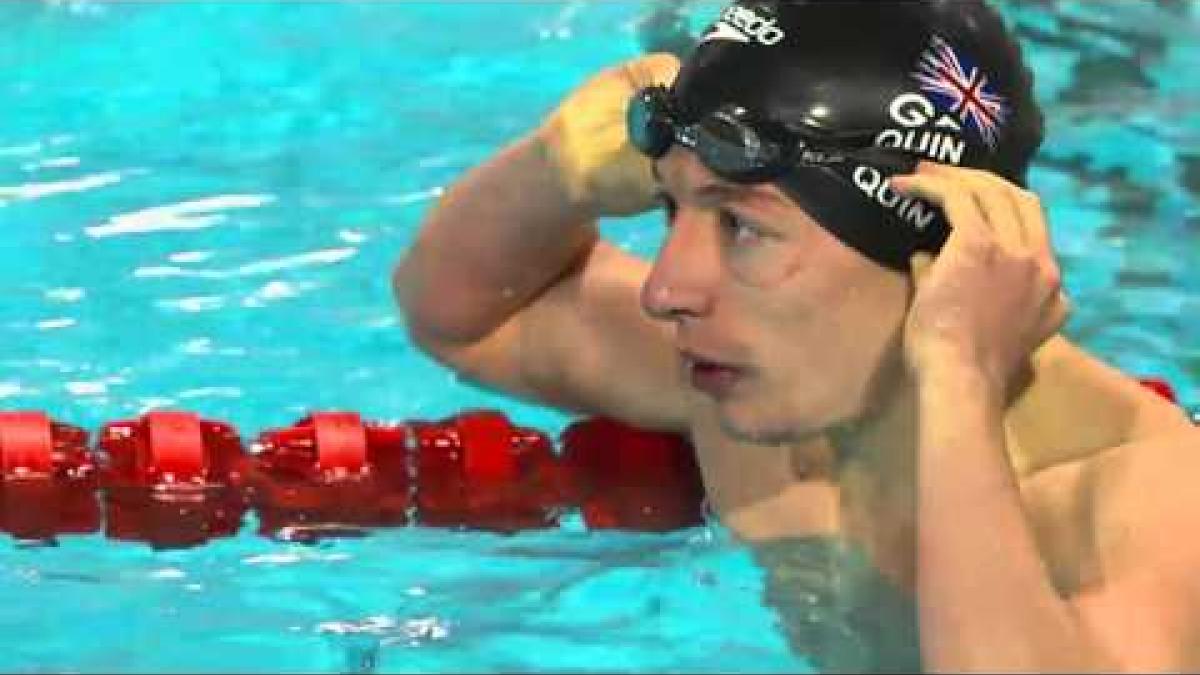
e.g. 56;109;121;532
703;3;785;47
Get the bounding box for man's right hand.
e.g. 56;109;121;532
538;53;681;218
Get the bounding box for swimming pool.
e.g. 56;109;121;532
0;0;1196;672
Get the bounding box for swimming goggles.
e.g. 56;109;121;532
627;84;906;182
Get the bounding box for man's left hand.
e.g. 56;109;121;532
890;162;1070;393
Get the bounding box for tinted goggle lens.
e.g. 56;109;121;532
692;108;786;182
628;86;792;181
627;86;897;183
627;87;676;158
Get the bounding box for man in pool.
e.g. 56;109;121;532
394;0;1200;671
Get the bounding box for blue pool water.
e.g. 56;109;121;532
0;0;1197;672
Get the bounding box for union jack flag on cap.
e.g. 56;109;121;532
913;35;1009;150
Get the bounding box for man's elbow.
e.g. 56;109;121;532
391;261;487;378
390;256;420;330
393;263;448;359
406;322;466;374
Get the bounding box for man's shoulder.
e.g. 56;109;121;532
1024;425;1200;551
1024;424;1200;505
1010;335;1193;473
1020;425;1200;592
1091;425;1200;511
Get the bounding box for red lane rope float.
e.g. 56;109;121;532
0;411;55;478
560;417;707;533
97;412;247;549
244;412;411;537
0;374;1189;547
412;410;566;533
0;412;99;541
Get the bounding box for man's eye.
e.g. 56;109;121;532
718;210;763;245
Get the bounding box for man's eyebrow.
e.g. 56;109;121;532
696;182;786;210
651;162;785;209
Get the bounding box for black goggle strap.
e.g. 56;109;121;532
696;115;909;179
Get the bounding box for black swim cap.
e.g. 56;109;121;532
670;0;1044;272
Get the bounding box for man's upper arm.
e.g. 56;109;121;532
416;240;690;432
1069;429;1200;671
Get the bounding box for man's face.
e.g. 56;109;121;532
642;148;913;444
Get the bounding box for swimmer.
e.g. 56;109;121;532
395;1;1200;671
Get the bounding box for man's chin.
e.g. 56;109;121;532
715;403;811;447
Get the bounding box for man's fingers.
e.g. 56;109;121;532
897;162;1058;259
909;251;935;284
1013;187;1051;255
892;163;1025;252
890;172;990;247
625;53;681;87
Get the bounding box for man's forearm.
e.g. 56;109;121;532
915;364;1113;671
393;130;598;346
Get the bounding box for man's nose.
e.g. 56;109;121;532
640;208;721;322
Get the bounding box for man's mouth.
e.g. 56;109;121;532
681;351;746;399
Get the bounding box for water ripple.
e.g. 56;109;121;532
316;615;451;644
21;156;81;171
167;251;214;264
0;171;124;203
64;380;112;396
85;193;276;239
243;549;353;566
44;287;85;303
0;135;74;158
155;295;227;313
35;318;75;331
177;387;243;400
0;382;29;398
133;247;357;280
242;280;316;307
380;187;443;206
